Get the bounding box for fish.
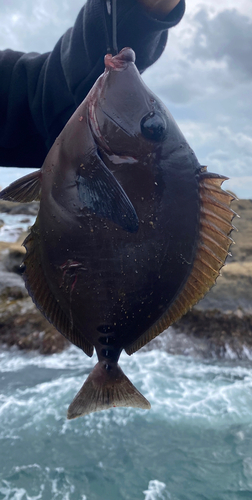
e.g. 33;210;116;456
0;47;236;419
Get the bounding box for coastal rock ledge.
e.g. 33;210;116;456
0;199;251;358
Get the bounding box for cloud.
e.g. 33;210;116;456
0;0;84;53
143;6;252;106
141;4;252;197
188;8;252;81
175;119;252;183
218;127;252;157
224;176;252;200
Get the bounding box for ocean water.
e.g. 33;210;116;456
0;213;36;243
1;346;252;500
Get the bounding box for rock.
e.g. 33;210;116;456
171;309;252;359
0;296;69;354
229;200;252;262
0;241;27;297
3;244;26;274
144;305;252;360
0;268;27;300
0;199;39;215
192;262;252;314
142;326;215;359
0;234;70;354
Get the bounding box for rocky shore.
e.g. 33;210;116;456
0;198;251;358
0;200;69;354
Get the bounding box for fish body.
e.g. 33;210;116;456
0;48;235;418
40;50;199;355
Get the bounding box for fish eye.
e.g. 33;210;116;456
140;111;167;142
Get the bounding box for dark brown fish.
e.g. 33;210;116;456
0;48;236;418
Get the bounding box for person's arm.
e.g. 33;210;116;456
0;0;185;169
138;0;181;19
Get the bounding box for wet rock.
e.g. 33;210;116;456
144;310;252;360
172;309;252;359
229;200;252;262
142;326;215;359
0;269;27;300
0;199;39;215
0;241;27;297
0;296;69;354
3;244;26;274
193;262;252;314
0;238;69;354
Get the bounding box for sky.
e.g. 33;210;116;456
0;0;252;198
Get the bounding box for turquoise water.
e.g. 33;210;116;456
1;346;252;500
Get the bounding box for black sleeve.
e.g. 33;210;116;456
0;0;185;169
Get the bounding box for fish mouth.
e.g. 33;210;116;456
104;48;136;71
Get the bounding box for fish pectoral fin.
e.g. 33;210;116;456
77;153;139;233
0;170;41;202
67;361;150;419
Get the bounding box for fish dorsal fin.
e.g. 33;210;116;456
0;170;41;202
125;169;236;355
23;219;94;357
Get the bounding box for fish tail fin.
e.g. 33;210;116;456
67;361;151;419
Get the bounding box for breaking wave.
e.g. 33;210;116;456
1;346;252;499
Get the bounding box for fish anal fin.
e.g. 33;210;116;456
67;361;150;419
0;170;41;202
125;169;236;355
23;219;94;357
